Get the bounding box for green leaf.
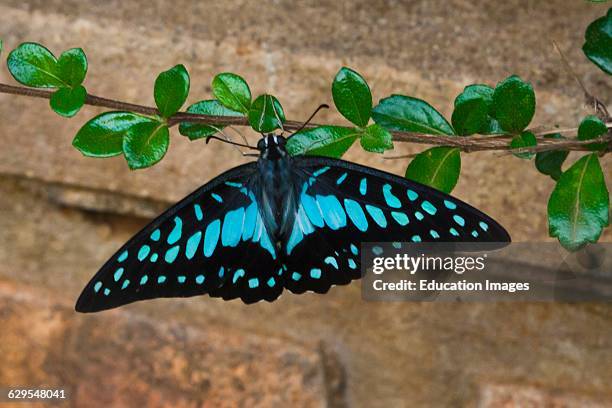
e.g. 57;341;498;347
510;131;537;159
451;97;488;136
0;40;3;56
332;67;372;127
578;114;608;151
454;84;501;134
372;95;455;135
72;112;151;157
50;85;86;117
535;133;568;181
123;121;170;169
483;117;503;134
7;42;65;88
548;154;609;251
583;8;612;75
405;147;461;194
360;124;393;153
212;73;251;114
154;64;190;118
492;75;536;133
56;48;87;87
456;84;494;106
178;100;243;140
286;126;358;158
248;94;285;133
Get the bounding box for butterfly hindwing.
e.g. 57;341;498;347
75;162;283;312
281;156;510;295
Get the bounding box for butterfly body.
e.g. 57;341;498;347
76;133;510;312
254;135;298;247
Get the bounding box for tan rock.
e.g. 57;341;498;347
0;1;611;407
0;281;329;407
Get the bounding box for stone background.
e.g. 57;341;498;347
0;1;611;407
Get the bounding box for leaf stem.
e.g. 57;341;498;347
0;82;610;153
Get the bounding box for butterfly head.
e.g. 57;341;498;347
257;134;287;160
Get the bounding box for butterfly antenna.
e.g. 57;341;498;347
287;104;329;140
206;134;258;151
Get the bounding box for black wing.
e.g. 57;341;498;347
76;162;284;312
281;156;510;296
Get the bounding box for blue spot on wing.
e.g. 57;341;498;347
421;201;437;215
382;184;401;208
365;205;387;227
113;268;124;282
204;219;221;257
324;256;339;269
301;192;324;227
117;250;128;262
316;195;347;230
359;178;367;195
167;217;183;244
164;245;180;263
194;204;203;221
150;229;161;241
242;202;258;240
453;214;465;227
391;211;409;226
137;245;150;261
444;200;457;210
221;207;245;247
313;166;330;177
186;231;202;259
344;199;368;232
233;269;245;284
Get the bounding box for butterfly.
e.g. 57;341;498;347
76;115;510;312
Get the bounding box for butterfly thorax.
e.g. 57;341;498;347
255;134;300;249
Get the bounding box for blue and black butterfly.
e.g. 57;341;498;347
76;116;510;312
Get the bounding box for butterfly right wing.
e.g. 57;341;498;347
75;162;284;313
280;156;510;296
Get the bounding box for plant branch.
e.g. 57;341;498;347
1;82;611;153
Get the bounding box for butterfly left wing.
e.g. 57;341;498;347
281;156;510;296
76;162;284;312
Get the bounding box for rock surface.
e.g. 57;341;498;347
0;1;611;407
